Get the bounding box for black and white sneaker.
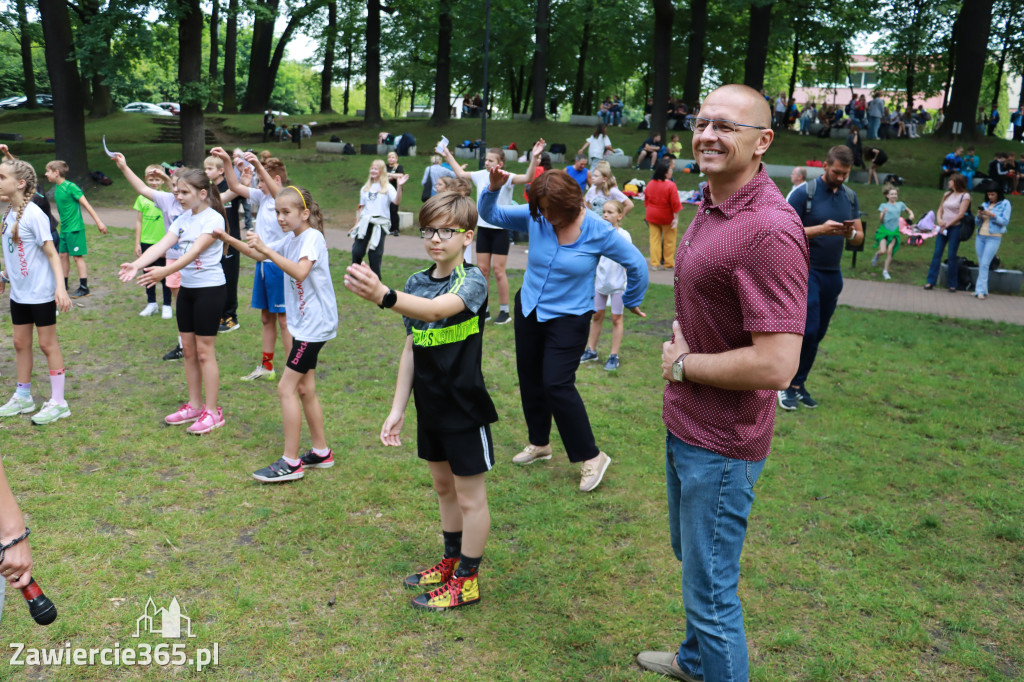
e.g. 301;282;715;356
777;388;798;411
795;387;819;408
252;457;304;483
493;310;511;325
162;345;183;361
299;449;334;469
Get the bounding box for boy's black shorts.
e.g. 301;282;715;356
417;422;495;477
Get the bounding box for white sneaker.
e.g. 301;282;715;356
139;302;159;317
240;365;276;381
883;270;891;280
161;305;173;319
0;393;35;417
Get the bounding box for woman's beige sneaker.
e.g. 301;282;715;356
512;443;553;464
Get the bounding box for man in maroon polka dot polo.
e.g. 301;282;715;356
638;84;809;682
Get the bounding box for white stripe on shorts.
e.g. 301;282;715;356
479;426;492;471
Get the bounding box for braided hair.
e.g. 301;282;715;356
1;160;37;244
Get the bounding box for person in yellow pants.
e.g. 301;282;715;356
645;157;682;270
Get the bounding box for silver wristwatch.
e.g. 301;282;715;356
671;353;687;382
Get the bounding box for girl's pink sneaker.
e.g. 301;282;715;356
165;403;202;425
187;407;225;435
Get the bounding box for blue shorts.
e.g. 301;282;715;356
251;260;286;313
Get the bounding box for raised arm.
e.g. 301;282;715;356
390;174;408;206
210;147;250;199
477;168;534;232
245;152;281;197
508;139;546;185
440;144;472;180
112;153;156;201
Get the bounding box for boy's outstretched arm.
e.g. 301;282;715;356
343;263;467;322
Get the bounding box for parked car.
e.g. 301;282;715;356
1;94;54;110
123;102;173;116
0;96;24;109
156;102;180;115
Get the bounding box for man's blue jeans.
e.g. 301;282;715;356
867;115;881;139
666;432;765;682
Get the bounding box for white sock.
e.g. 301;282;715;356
312;446;330;456
499;304;509;313
283;456;301;467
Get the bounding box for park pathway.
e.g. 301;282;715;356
92;207;1024;326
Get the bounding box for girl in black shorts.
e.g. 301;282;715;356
119;170;228;436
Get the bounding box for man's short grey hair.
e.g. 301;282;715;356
793;167;807;180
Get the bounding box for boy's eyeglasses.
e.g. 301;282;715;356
687;117;766;134
420;227;468;240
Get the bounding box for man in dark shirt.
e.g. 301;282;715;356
636;133;665;170
779;145;864;411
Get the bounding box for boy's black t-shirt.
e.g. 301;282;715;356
402;263;497;432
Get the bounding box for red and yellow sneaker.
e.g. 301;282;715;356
404;556;459;589
411;573;480;611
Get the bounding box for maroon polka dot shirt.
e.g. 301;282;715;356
663;165;809;461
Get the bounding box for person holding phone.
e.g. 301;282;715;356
778;145;863;411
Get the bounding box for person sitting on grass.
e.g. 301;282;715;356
344;191;497;612
873;186;913;281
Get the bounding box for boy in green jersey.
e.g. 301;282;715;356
44;160;107;298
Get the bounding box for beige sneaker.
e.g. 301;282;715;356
512;443;553;465
579;452;611;492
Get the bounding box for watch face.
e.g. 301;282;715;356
672;362;683;382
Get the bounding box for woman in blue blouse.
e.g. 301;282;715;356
479;165;648;492
974;187;1010;299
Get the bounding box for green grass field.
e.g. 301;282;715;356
0;222;1020;680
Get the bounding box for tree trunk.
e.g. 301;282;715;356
222;0;238;113
364;0;383;124
523;69;533;114
38;0;91;186
682;0;705;109
179;0;205;168
937;0;994;139
508;67;521;114
17;0;36;109
267;14;305;110
206;0;219;112
572;8;592;115
1018;73;1024;109
320;1;337;113
530;0;550;122
991;16;1013;109
90;73;115;118
429;0;452;125
343;33;352;115
941;15;956;111
904;54;916;110
241;0;279;113
787;33;800;102
743;1;773;92
651;0;673;136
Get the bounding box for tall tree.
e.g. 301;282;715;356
989;0;1024;110
364;0;383;124
937;0;994;139
222;0;239;113
38;0;90;185
429;0;453;125
320;0;337;113
530;0;550;121
682;0;706;108
570;1;592;116
242;0;327;113
743;1;773;92
874;0;954;110
206;0;220;112
16;0;36;109
650;0;673;135
177;0;204;167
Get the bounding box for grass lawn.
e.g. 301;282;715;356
0;226;1020;680
3;109;1021;294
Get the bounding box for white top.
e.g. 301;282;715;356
585;186;628;215
585;135;611;160
469;170;514;230
249;188;288;253
3;202;55;304
281;229;338;342
785;181;806;202
152;190;185;259
359;182;396;219
171;207;226;288
595;226;632;295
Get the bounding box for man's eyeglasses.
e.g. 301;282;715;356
687;117;766;135
420;227;468;240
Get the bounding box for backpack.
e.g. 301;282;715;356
953;256;974;291
805;178;857;218
957;208;974;242
883;174;903;186
342;142;356;155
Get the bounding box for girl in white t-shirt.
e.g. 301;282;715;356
577;123;613;168
351;159;408;278
119;169;228;436
0;159;73;426
217;186;338;483
584;161;634;218
579;200;644;372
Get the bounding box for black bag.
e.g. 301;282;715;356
956;257;973;291
343;143;356;155
958;209;974;242
421;173;432;202
550;143;567;154
883;174;903;186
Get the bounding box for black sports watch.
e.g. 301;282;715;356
378;288;397;309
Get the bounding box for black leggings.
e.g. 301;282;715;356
352;229;386;278
140;243;172;306
513;290;598;463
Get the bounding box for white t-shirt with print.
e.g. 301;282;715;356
152;190;185;259
280;228;338;342
585;186;628;216
3;202;55;304
359;182;396;219
469;170;514;230
249;188;288;253
171;207;226;288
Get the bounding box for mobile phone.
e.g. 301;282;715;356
842;220;855;229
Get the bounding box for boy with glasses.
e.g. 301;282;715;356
344;192;497;612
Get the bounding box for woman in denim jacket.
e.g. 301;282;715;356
974;187;1010;299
